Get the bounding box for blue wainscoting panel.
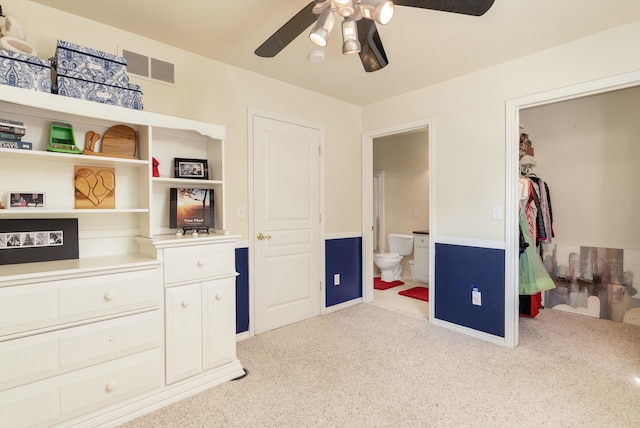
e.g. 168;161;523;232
325;237;362;306
434;243;505;337
235;247;250;334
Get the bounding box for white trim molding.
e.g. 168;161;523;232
325;231;362;240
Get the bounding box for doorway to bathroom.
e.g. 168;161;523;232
363;118;433;320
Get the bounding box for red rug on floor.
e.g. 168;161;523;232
374;277;404;290
398;286;429;302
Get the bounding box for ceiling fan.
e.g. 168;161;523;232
255;0;495;72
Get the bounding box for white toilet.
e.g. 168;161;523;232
374;233;414;282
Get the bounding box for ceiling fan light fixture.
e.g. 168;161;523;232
341;18;361;54
359;0;394;25
309;8;335;47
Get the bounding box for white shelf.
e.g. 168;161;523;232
0;85;225;140
0;209;148;216
0;147;148;167
0;85;227;255
152;177;223;186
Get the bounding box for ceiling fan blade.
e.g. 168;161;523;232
255;1;318;57
394;0;495;16
358;20;388;73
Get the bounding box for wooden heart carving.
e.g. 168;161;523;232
75;167;116;207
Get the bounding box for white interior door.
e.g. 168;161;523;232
252;113;321;334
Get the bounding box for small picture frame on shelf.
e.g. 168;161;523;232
7;192;46;209
174;158;208;180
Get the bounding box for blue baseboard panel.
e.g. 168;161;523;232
434;243;505;337
235;247;250;334
325;237;362;306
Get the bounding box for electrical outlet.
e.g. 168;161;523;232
334;274;340;286
237;205;245;219
472;286;482;306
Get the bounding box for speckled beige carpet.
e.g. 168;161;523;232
121;304;640;428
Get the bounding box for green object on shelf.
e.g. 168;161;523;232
48;121;81;154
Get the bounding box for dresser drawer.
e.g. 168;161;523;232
0;285;57;337
0;267;160;338
0;311;161;391
59;311;160;367
0;339;58;390
0;349;162;427
59;349;162;415
163;242;235;285
59;269;159;319
0;387;57;427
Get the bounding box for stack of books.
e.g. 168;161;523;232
0;119;31;150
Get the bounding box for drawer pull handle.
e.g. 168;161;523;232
216;292;223;300
104;291;115;301
181;300;191;308
105;381;116;392
197;260;205;267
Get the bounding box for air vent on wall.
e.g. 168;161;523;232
150;58;174;84
122;50;149;77
122;50;175;84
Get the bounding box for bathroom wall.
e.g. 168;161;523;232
373;130;429;278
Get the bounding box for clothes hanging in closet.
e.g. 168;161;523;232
528;175;554;246
519;177;555;295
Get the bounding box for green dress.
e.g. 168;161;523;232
519;210;556;295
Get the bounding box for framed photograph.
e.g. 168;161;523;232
0;218;79;265
174;158;208;180
169;188;214;232
8;192;46;209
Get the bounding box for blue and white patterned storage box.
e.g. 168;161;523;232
0;50;51;92
56;40;129;88
57;74;143;110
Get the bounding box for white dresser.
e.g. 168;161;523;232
0;86;243;427
413;231;430;283
0;257;163;427
137;234;242;386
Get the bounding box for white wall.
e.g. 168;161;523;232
363;20;640;243
6;0;640;247
5;0;363;238
520;86;640;250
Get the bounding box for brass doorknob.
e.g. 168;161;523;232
256;232;272;240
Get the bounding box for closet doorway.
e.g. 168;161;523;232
362;118;433;320
505;71;640;347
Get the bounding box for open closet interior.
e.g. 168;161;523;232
519;86;640;325
518;130;555;318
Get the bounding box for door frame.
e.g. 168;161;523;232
247;108;325;336
362;118;434;319
504;70;640;348
373;171;386;253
